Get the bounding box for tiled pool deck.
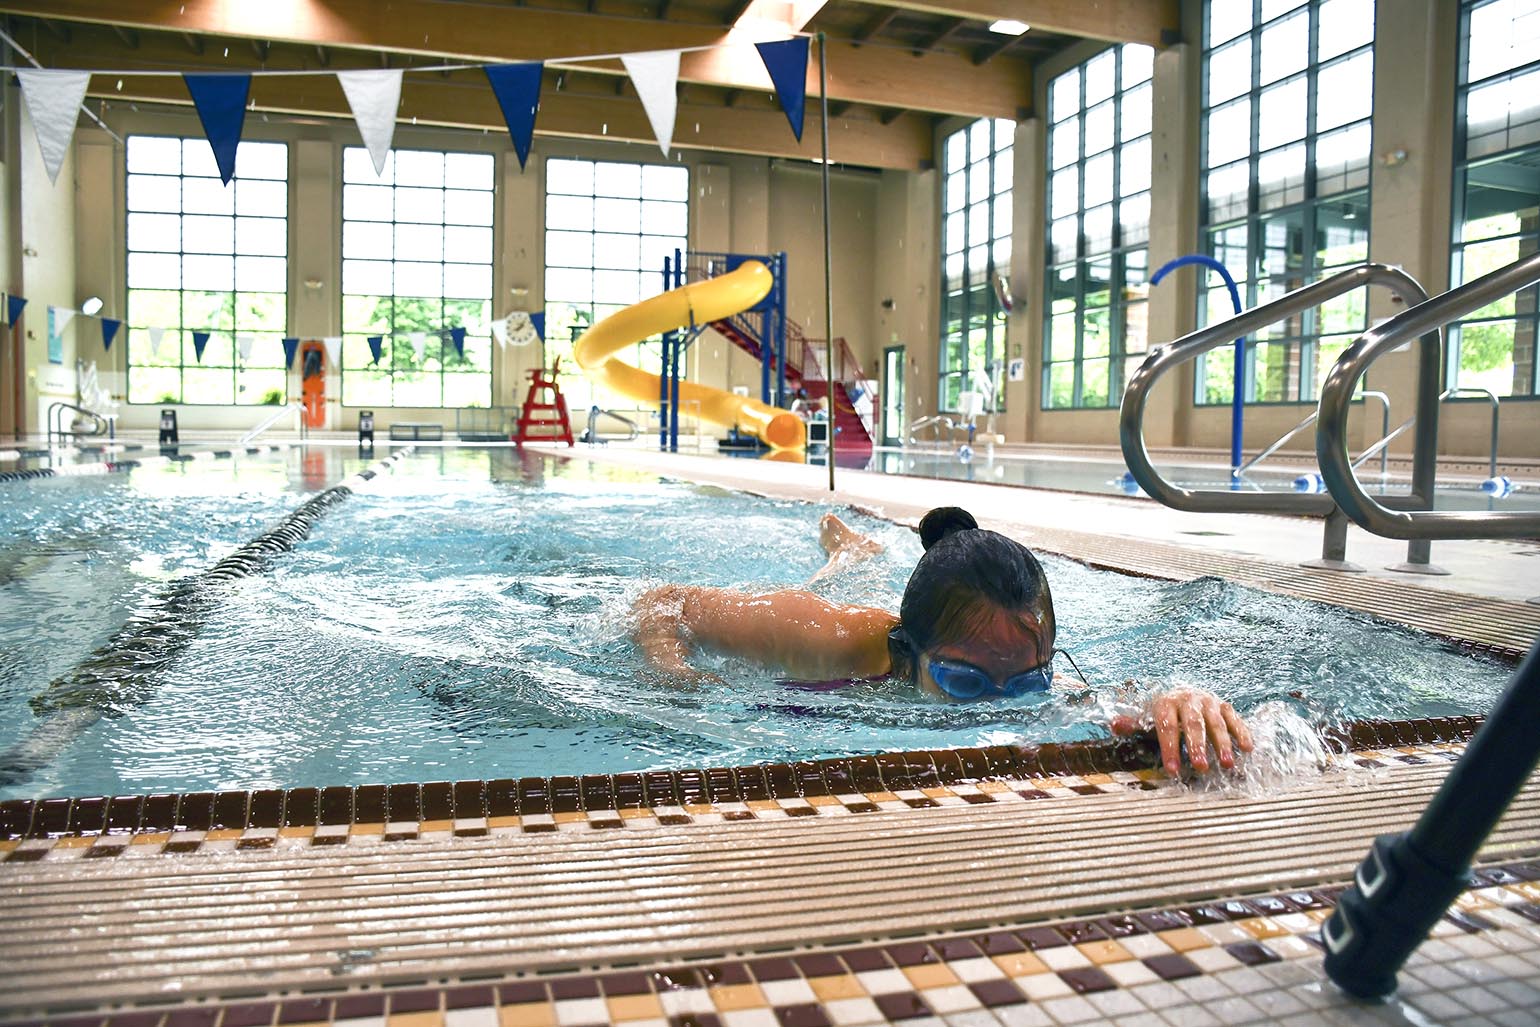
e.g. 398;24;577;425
3;442;1538;1025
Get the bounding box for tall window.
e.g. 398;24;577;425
125;137;288;405
543;159;690;410
1449;0;1540;397
1198;0;1374;405
1044;45;1153;410
341;147;494;408
940;118;1013;411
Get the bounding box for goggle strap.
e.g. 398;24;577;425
1055;647;1090;686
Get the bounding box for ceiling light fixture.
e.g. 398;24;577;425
988;19;1030;35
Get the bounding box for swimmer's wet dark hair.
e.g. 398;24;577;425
890;507;1055;674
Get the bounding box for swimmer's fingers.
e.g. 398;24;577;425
1223;701;1254;753
1178;692;1210;774
1109;714;1141;736
1200;694;1235;770
1152;696;1182;778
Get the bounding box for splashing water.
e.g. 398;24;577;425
0;449;1514;799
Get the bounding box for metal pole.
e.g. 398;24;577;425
819;33;836;491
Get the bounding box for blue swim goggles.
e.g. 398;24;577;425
923;655;1054;701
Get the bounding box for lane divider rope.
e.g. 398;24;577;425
0;447;415;789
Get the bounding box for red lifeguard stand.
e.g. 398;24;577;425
514;358;575;447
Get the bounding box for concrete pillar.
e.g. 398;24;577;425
1144;41;1202;449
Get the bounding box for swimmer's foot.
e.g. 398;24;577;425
811;513;883;583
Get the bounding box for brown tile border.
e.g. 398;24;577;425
0;716;1483;847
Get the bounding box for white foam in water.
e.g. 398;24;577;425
0;450;1514;798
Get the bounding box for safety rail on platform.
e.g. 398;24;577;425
239;402;306;445
1120;263;1439;572
1318;250;1540;542
45;402;110;449
454;406;519;441
1235;391;1392;479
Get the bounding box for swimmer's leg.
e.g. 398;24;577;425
809;512;884;583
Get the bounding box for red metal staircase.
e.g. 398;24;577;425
709;314;874;451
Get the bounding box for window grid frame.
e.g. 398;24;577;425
939;119;1013;415
123;135;291;407
1042;44;1153;412
339;145;497;410
540;157;692;408
1447;0;1540;400
1195;0;1376;408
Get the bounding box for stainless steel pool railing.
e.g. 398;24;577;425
45;401;110;449
239;401;306;444
1234;391;1391;479
1318;250;1540;541
1120;263;1436;572
907;414;958;448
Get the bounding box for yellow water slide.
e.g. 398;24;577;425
572;260;806;450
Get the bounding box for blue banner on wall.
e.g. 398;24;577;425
101;318;121;351
192;330;211;362
450;326;467;358
4;295;25;327
367;335;384;364
282;336;300;369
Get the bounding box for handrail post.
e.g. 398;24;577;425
1150;254;1245;476
1316;250;1540;542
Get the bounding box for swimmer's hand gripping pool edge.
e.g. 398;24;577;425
571;260;807;450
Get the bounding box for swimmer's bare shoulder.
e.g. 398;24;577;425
634;584;897;683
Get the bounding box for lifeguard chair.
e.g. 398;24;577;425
514;358;575;447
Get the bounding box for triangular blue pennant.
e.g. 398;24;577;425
184;73;252;185
101;318;121;351
193;331;211;362
755;38;810;142
282;337;299;369
5;294;26;327
530;311;545;342
367;335;384;365
450;326;467;358
484;63;543;170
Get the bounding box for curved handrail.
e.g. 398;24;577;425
907;414;956;446
1317;250;1540;540
46;401;108;448
240;401;303;444
1121;263;1431;515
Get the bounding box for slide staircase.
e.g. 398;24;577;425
708;309;876;452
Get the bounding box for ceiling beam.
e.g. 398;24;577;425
33;34;932;170
0;0;1028;119
971;33;1017;65
852;8;900;44
914;16;965;55
845;0;1178;47
89;74;932;171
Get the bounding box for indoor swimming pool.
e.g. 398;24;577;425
0;446;1513;801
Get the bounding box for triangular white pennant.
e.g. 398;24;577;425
322;336;342;366
236;334;254;362
489;316;509;347
16;70;91;185
620;50;681;156
49;306;76;333
409;332;427;361
148;326;166;357
336;69;403;176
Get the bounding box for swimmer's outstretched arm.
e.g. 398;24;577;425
633;585;897;683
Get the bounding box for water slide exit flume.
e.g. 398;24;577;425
572;260;806;450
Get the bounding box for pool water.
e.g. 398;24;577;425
0;447;1513;800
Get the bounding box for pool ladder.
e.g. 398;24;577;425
1121;253;1540;578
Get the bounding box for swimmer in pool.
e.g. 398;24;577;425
633;506;1253;777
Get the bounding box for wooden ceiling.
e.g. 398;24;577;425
0;1;1178;170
